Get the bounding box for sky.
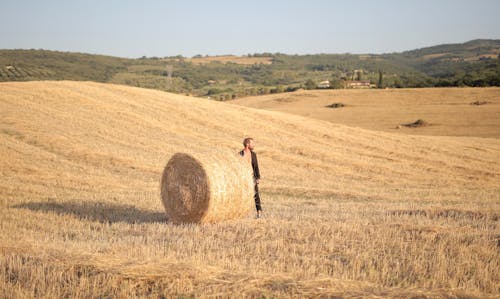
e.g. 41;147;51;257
1;0;499;58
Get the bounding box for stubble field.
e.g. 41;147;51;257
232;87;500;138
1;81;499;298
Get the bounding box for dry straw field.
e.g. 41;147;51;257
1;81;499;298
232;87;500;138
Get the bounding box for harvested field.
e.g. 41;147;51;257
1;81;499;297
232;87;500;138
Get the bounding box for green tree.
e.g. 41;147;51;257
356;70;362;81
394;78;403;88
378;71;383;88
330;77;344;89
304;79;316;90
271;85;284;93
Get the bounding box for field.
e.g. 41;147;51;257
231;87;500;138
1;81;499;297
184;55;273;65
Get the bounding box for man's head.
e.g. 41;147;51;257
243;137;254;150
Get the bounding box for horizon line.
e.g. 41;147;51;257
1;38;498;59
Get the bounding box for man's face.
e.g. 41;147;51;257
248;139;254;150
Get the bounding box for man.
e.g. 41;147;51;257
239;137;262;218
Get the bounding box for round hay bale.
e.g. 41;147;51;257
160;150;255;224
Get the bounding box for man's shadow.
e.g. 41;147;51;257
14;200;167;224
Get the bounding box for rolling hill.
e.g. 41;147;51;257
1;81;499;297
1;39;499;98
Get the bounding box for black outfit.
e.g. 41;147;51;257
239;150;262;211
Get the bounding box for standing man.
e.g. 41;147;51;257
239;137;262;218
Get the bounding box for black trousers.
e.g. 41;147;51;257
254;183;262;211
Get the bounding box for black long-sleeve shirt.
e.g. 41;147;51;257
239;150;260;180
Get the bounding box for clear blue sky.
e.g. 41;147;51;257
1;0;499;58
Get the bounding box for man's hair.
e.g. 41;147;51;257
243;137;253;147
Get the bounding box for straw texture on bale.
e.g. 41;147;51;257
160;150;255;224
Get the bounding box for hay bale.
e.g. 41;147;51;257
160;150;255;224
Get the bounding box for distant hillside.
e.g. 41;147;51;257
0;50;130;82
1;39;499;98
400;39;500;59
384;39;500;86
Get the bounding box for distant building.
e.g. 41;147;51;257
317;80;330;88
344;80;372;89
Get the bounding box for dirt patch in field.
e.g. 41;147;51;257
326;103;345;108
400;119;429;128
470;100;490;106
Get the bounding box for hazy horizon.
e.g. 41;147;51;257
2;38;499;59
1;0;499;58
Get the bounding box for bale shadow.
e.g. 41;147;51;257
14;200;166;224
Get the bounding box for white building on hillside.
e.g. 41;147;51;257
317;80;330;88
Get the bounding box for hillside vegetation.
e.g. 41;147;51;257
1;81;499;297
1;39;499;99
